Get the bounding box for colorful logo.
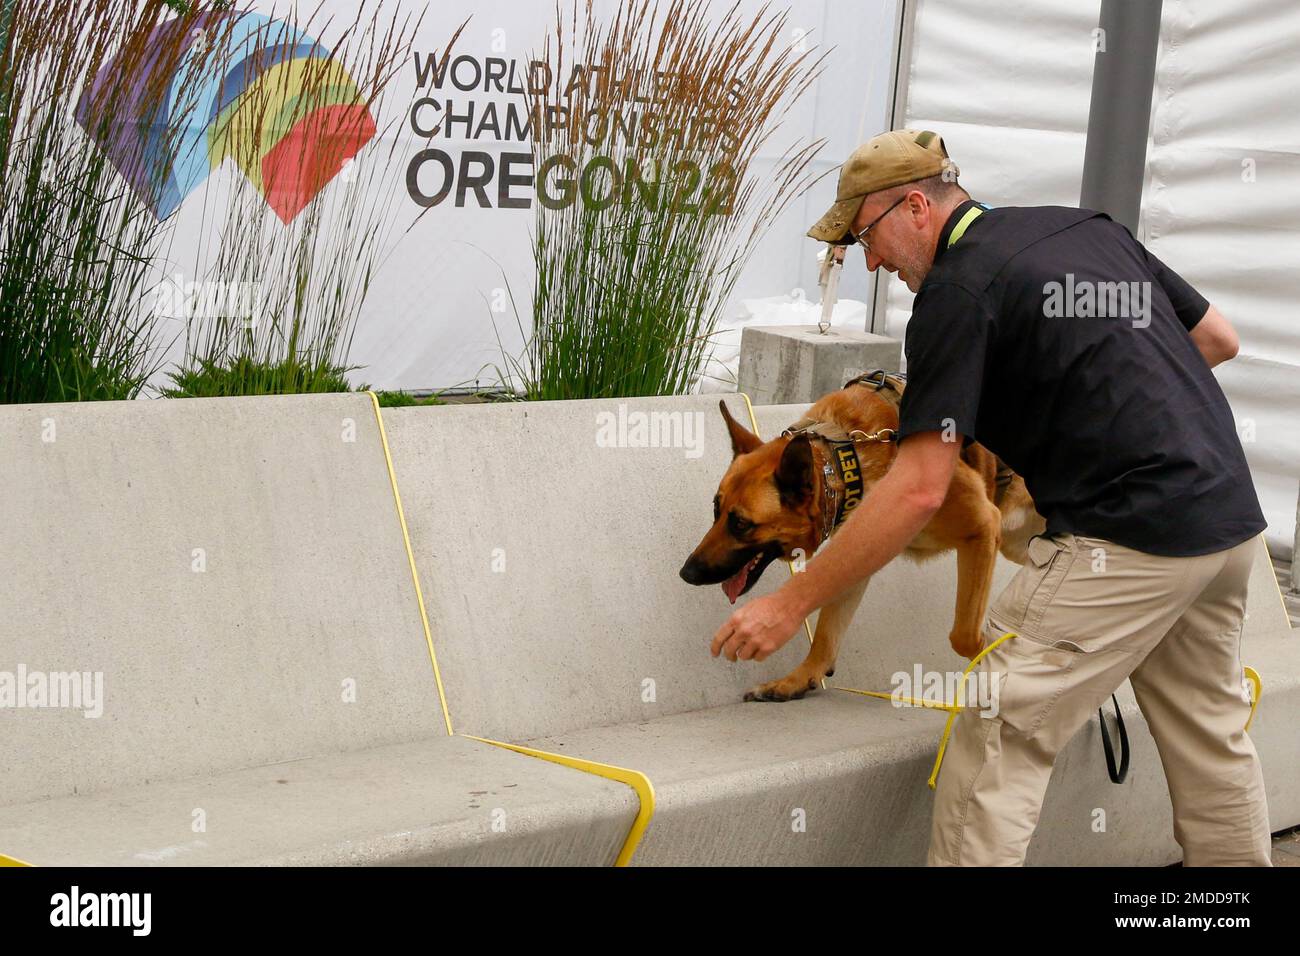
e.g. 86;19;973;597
76;11;375;224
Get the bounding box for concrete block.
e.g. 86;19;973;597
0;394;633;867
737;324;901;406
0;394;444;806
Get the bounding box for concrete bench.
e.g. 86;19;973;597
2;392;1294;866
0;395;635;865
384;395;1300;865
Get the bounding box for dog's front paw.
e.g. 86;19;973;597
743;670;826;702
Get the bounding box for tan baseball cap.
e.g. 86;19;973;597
806;129;960;244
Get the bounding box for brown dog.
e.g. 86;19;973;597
679;372;1045;702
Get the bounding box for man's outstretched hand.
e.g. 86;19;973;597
711;591;803;662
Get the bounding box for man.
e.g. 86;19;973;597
711;128;1272;866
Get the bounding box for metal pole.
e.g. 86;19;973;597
1079;0;1164;234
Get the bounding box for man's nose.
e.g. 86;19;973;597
864;248;884;272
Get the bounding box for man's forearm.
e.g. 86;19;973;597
781;467;940;619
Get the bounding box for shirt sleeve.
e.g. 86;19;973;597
1139;244;1210;332
896;282;993;449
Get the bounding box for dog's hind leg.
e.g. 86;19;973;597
743;577;870;702
949;510;1002;659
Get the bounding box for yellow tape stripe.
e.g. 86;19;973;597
824;634;1022;789
367;392;454;737
0;853;32;866
1244;665;1262;732
460;734;655;867
926;632;1018;788
369;395;652;864
1255;534;1293;631
832;686;958;711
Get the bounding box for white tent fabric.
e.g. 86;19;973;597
888;0;1300;557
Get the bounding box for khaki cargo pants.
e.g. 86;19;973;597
928;531;1272;866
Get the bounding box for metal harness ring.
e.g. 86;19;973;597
848;428;896;444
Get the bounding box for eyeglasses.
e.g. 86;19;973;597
852;194;908;254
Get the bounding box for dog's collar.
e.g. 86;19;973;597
821;439;865;538
782;369;905;541
784;429;884;543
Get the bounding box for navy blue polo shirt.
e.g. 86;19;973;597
895;199;1266;557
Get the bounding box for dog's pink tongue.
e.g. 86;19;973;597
722;564;749;605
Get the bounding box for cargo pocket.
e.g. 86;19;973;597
980;620;1079;737
989;533;1073;635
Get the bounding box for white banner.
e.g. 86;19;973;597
127;0;899;393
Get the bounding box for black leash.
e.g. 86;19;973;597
1098;693;1130;783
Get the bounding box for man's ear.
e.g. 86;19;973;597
775;434;815;507
719;400;762;457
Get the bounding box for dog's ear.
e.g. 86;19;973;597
719;400;762;457
775;434;815;507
